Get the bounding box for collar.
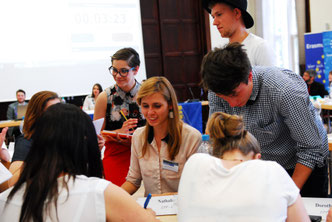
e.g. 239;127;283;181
115;80;140;98
147;127;169;144
246;69;260;106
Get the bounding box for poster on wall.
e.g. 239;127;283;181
304;32;326;86
323;31;332;86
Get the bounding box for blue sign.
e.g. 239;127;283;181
178;102;203;133
323;31;332;88
304;32;325;85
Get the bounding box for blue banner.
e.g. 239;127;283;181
178;102;203;133
304;33;325;85
323;31;332;88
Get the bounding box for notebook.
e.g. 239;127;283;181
16;104;28;120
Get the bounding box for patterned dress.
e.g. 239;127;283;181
103;81;145;186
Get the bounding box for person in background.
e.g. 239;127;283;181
82;83;103;111
94;47;145;186
0;128;10;163
5;91;61;190
178;112;310;221
302;69;328;98
201;43;329;197
6;89;27;120
121;77;201;196
0;103;158;221
328;70;332;97
6;89;28;139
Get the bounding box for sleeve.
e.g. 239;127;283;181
125;131;142;188
6;104;15;120
82;95;91;110
178;154;203;221
11;135;31;162
94;179;110;222
184;125;202;158
319;84;329;98
273;162;299;206
254;41;277;66
279;76;328;168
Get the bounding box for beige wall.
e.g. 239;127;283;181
310;0;332;32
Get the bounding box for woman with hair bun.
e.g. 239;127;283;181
178;112;309;221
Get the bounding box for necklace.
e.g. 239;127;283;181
222;158;244;162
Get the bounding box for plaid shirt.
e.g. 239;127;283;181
208;66;328;170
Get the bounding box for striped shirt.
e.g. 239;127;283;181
208;66;328;170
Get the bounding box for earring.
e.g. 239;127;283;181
169;110;174;119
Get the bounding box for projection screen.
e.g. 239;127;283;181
0;0;146;102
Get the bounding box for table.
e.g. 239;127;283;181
158;215;177;222
0;120;22;128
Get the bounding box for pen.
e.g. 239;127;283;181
144;193;152;209
120;110;135;132
120;110;128;121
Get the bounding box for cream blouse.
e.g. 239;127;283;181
126;123;202;196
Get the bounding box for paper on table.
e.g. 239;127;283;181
302;197;332;222
137;195;178;216
93;118;104;134
0;162;12;184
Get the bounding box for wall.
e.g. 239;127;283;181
310;0;332;33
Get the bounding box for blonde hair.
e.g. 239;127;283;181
137;76;182;160
206;112;260;158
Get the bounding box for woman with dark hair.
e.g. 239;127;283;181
0;103;157;221
177;112;309;221
121;76;201;196
94;47;145;186
83;83;103;111
7;91;60;188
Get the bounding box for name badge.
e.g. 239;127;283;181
162;160;179;172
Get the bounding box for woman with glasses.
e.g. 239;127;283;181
94;47;145;186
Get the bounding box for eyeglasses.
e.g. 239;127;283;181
109;66;135;77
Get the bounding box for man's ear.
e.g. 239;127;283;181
254;153;261;159
234;8;242;19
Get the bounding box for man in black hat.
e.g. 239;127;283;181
202;0;275;66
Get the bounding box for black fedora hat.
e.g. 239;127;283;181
202;0;254;29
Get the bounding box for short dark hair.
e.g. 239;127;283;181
111;47;140;68
201;42;252;95
304;69;317;78
16;89;25;95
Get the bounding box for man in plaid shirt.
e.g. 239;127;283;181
201;43;329;197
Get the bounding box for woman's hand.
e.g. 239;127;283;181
97;134;105;151
327;207;332;222
118;118;138;134
0;127;10;162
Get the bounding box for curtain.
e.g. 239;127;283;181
254;0;299;73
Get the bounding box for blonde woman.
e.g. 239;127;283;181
178;112;310;221
121;77;201;196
